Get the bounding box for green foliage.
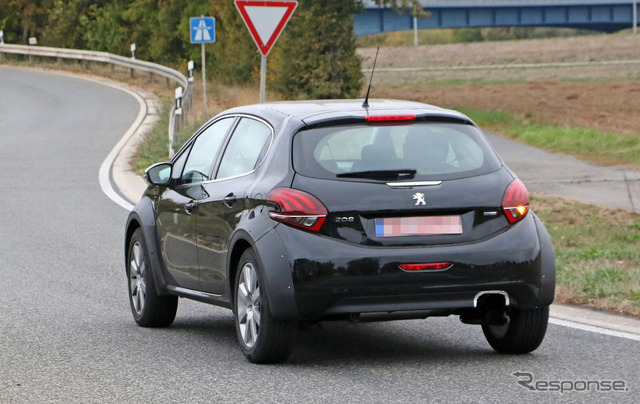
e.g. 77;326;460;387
1;0;54;43
79;0;130;55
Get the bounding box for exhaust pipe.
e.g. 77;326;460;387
473;290;510;308
460;291;510;325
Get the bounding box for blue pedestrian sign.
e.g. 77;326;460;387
190;17;215;44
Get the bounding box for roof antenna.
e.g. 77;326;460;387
362;47;379;109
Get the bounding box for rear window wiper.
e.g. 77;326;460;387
336;169;417;180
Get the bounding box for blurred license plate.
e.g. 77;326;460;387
375;216;462;237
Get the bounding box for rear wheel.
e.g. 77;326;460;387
234;249;296;364
127;228;178;327
482;306;549;354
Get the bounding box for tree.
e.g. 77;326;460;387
271;0;363;99
1;0;53;44
208;0;258;85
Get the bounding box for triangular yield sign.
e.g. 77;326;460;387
235;0;298;56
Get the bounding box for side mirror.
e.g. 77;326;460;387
145;162;172;186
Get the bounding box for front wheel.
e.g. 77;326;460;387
482;306;549;354
234;249;296;364
127;228;178;327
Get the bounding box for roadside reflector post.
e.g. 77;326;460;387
130;43;136;78
188;60;195;83
28;37;37;62
175;87;183;116
235;0;298;103
0;30;4;45
174;86;184;146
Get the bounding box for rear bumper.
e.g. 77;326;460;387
267;213;554;320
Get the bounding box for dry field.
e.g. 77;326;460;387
360;34;640;136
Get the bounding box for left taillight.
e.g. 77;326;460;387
502;178;530;224
267;188;327;232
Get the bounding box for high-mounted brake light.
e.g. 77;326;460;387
267;188;327;232
365;114;416;122
399;262;453;271
502;178;530;224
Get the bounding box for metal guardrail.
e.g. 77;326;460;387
0;43;191;157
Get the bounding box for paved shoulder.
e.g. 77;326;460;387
485;132;640;213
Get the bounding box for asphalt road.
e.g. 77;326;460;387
1;66;639;404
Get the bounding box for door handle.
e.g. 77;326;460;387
223;193;237;208
185;201;198;215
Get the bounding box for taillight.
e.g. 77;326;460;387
267;188;327;232
502;178;529;224
399;262;453;272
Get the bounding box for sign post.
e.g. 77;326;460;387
190;16;216;113
234;0;298;103
634;0;638;34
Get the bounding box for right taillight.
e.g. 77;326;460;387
502;178;529;224
267;188;327;232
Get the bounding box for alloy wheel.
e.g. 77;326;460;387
129;241;147;315
236;262;261;348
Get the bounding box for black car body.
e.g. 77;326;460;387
125;99;555;363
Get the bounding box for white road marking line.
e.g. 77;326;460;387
97;84;147;211
550;318;640;342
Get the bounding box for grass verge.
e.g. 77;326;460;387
532;193;640;317
133;98;205;174
457;108;640;169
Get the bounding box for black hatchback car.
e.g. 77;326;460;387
125;99;555;363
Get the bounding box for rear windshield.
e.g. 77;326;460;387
292;122;502;181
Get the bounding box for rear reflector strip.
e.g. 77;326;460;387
399;262;453;272
375;216;462;237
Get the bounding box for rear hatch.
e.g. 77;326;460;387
290;119;515;247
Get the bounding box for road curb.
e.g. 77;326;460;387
109;90;157;207
550;304;640;336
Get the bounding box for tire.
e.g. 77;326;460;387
234;249;296;364
127;228;178;327
482;306;549;354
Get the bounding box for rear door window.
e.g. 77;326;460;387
293;122;502;181
216;117;272;179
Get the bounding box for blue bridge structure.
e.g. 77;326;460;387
354;0;638;35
